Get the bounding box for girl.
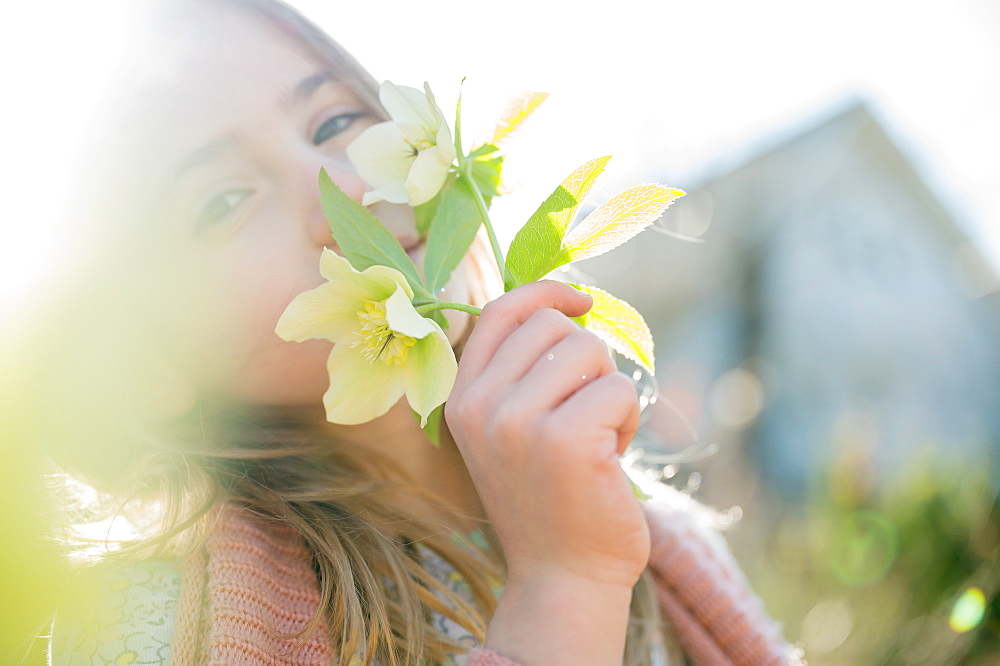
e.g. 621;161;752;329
33;0;798;663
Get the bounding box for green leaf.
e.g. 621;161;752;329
419;403;445;447
503;156;611;290
469;153;504;202
558;185;685;264
429;309;449;330
319;169;431;300
469;142;499;159
491;92;549;148
570;283;655;375
423;175;482;294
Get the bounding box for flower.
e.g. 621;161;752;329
346;81;456;206
275;249;457;426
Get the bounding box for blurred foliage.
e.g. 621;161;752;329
0;441;77;665
746;447;999;664
0;331;88;664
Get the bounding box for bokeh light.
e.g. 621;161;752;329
950;587;987;634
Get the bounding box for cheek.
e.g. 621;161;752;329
227;336;334;406
155;242;335;405
211;260;336;405
148;255;250;387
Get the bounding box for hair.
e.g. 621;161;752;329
25;0;670;663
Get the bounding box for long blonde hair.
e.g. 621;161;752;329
31;0;669;663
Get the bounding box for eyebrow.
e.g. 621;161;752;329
171;131;240;182
291;70;336;103
170;71;338;182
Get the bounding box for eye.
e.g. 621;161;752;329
312;112;367;145
196;188;253;231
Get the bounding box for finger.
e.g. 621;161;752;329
455;281;592;389
553;371;641;457
511;329;617;411
471;307;580;389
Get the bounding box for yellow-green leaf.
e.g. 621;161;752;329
491;92;549;148
504;156;611;290
570;284;655;375
560;185;685;263
319;169;431;301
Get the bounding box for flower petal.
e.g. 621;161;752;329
322;344;406;425
433;118;456;160
274;281;360;343
379;81;437;128
422;82;444;123
403;329;458;427
319;250;413;300
362;184;410;206
395;121;433;146
346;122;414;189
383;286;437;339
348;82;454;207
405;145;455;206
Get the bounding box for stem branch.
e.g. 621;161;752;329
416;301;483;317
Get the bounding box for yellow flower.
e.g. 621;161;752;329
276;250;456;426
346;81;456;206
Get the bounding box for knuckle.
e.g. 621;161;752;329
530;307;570;329
603;373;641;415
604;371;637;395
491;400;533;445
573;329;613;363
576;328;606;352
452;382;494;423
479;298;507;321
536;279;577;298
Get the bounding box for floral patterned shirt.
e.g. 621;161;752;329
50;558;179;665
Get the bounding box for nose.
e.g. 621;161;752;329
304;156;366;248
301;156;419;252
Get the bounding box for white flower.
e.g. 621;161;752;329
346;81;456;207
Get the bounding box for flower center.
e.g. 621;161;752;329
353;299;416;366
404;137;434;156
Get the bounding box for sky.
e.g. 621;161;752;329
294;0;1000;264
3;0;998;314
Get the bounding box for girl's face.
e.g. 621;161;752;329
136;4;470;411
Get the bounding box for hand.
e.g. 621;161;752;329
446;281;650;663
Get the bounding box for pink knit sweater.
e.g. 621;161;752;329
170;501;799;665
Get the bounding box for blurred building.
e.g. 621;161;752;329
581;100;1000;496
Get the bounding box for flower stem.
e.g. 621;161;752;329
462;170;506;278
416;301;483;317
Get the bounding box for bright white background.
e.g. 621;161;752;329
3;0;998;315
301;0;999;258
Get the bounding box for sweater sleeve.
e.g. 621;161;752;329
465;648;524;665
465;489;801;666
642;492;802;665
